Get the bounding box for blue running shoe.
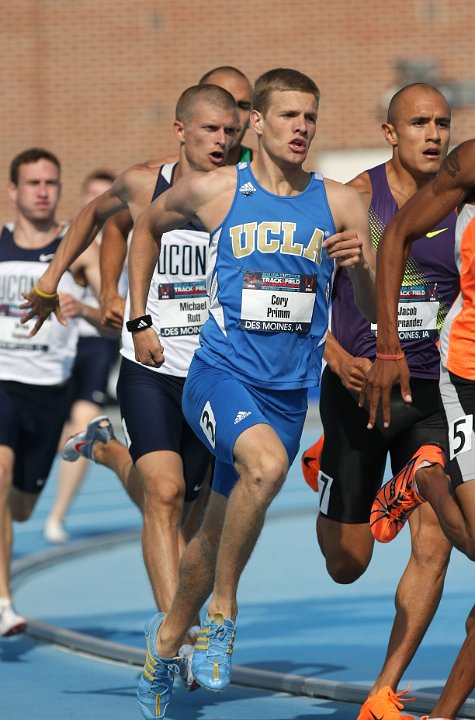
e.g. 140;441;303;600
137;613;180;719
62;415;115;462
191;613;236;691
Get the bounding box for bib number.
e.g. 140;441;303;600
448;414;473;460
200;401;216;449
240;270;316;333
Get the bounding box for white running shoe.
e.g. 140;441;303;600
62;415;115;462
44;516;69;544
178;643;200;692
0;601;26;637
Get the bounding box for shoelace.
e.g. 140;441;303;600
151;659;180;687
387;685;415;710
387;492;418;521
207;625;234;659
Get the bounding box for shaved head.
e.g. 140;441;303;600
176;84;237;125
199;66;250;86
387;83;450;126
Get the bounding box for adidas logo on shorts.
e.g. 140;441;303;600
234;410;251;424
239;182;256;196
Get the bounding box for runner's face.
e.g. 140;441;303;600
9;159;61;222
181;101;239;172
389;90;451;179
81;178;114;206
205;72;253;148
252;90;318;167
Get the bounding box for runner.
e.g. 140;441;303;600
0;148;99;636
126;67;375;719
302;83;457;720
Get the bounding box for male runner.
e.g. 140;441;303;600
198;66;254;164
127;67;375;719
20;86;238;685
302;83;458;719
362;139;475;720
0;148;100;636
44;169;118;544
100;66;254;331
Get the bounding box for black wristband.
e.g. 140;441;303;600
126;314;153;333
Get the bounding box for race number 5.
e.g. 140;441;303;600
448;414;473;461
200;400;216;449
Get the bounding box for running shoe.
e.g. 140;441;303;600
44;516;69;544
137;612;180;719
0;601;27;637
191;613;236;691
371;443;445;543
62;415;115;462
301;434;324;492
357;685;415;720
177;643;200;692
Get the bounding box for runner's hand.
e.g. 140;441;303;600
359;357;412;428
324;230;365;269
338;356;373;393
19;288;65;336
132;327;165;368
101;292;125;330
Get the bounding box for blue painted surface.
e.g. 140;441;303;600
3;403;474;718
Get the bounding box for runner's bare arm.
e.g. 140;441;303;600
128;169;230;367
100;210;132;329
361;140;475;428
324;180;376;321
19;165;152;334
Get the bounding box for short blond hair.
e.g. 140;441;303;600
175;84;237;124
253;68;320;115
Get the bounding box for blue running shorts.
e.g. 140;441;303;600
182;356;308;497
0;380;70;494
68;335;118;406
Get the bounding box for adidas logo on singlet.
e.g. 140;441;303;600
234;410;252;424
239;182;256;196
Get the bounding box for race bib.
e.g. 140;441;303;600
158;281;208;338
0;305;51;350
240;270;316;333
372;284;439;341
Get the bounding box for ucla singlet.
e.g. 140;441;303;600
195;162;336;390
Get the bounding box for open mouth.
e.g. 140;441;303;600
209;151;224;164
423;147;440;158
289;138;306;153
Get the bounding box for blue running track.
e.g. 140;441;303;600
2;403;474;719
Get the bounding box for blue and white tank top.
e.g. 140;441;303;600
0;223;79;385
121;163;209;377
196;162;336;389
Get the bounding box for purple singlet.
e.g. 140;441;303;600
330;163;459;379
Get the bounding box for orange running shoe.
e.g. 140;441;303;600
357;685;415;720
301;434;324;492
371;443;446;543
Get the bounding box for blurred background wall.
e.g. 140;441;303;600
1;0;474;218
